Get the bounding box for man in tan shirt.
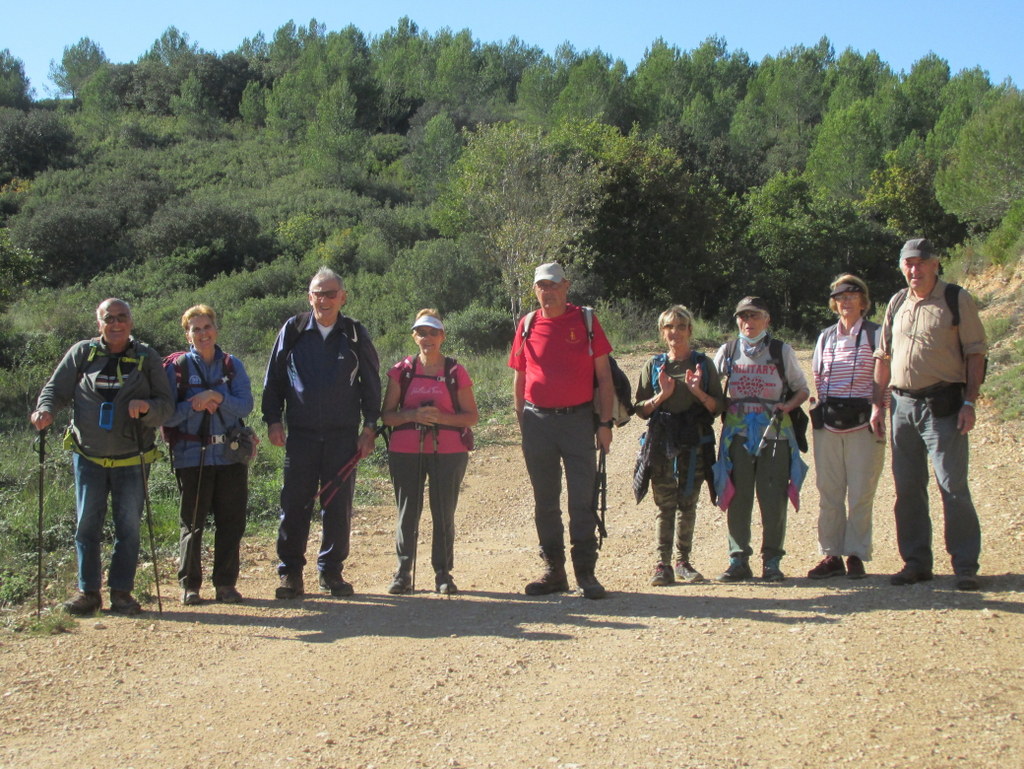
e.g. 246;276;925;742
870;238;987;590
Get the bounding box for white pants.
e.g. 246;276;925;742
812;426;885;560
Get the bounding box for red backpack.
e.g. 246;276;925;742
160;351;236;451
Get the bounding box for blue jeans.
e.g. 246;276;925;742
72;454;146;592
890;393;981;575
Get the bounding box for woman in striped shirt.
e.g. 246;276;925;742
807;274;886;579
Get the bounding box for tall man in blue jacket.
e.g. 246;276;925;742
262;268;381;599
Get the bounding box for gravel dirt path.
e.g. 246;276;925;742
2;350;1022;769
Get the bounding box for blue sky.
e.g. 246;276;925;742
5;0;1022;98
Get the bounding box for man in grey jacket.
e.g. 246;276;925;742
31;298;174;615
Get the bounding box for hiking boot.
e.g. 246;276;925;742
955;575;980;591
890;565;933;586
215;585;244;603
575;571;606;600
762;556;785;582
64;591;102;616
108;590;142;615
319;571;354;597
181;589;202;605
807;555;845;579
435;573;458;595
650;562;674;587
715;557;753;582
846;556;866;580
388;571;412;595
275;573;304;599
674;561;705;583
525;564;569;596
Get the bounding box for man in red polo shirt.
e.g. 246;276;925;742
510;263;615;599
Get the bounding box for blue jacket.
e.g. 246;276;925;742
164;346;254;467
261;313;381;436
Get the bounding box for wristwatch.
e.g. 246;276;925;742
598;419;614;429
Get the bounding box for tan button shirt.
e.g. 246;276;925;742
875;279;987;391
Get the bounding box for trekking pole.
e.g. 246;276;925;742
134;419;163;613
35;428;46;619
184;412;210;595
411;424;426;592
755;410;783;457
430;423;451;599
592;448;609;549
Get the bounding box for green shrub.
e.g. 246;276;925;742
444;303;515;355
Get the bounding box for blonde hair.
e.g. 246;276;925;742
181;304;218;332
657;304;694;330
828;274;871;316
415;308;442;323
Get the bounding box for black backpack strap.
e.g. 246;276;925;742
945;283;962;327
883;288;909;356
443;356;461;413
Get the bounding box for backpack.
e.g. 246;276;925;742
722;336;808;453
883;283;987;383
518;306;635;427
74;338;148;383
160;351;236;451
391;354;474;450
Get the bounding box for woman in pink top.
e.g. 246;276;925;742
381;309;479;595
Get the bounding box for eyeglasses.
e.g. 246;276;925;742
414;328;442;337
101;313;131;324
311;290;340;299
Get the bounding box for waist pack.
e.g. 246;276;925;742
822;397;871;430
221;423;259;465
925;383;964;419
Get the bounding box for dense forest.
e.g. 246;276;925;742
1;17;1023;409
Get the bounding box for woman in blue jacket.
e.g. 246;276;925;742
165;304;254;605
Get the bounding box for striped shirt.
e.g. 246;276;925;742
812;318;885;433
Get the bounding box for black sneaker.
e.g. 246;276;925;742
275;573;304;599
846;556;867;579
650;562;674;587
890;565;934;586
955;575;980;591
716;557;753;582
319;571;354;597
388;572;412;595
64;591;102;616
435;573;458;595
762;556;785;582
674;561;705;583
181;589;202;605
807;555;845;579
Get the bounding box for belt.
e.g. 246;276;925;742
177;432;227;445
892;382;960;399
525;400;591;415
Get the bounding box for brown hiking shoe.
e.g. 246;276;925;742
525;565;569;596
108;590;142;616
215;585;244;603
64;591;102;616
575;571;606;599
318;571;354;597
275;573;304;599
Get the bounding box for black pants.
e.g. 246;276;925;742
177;462;248;589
